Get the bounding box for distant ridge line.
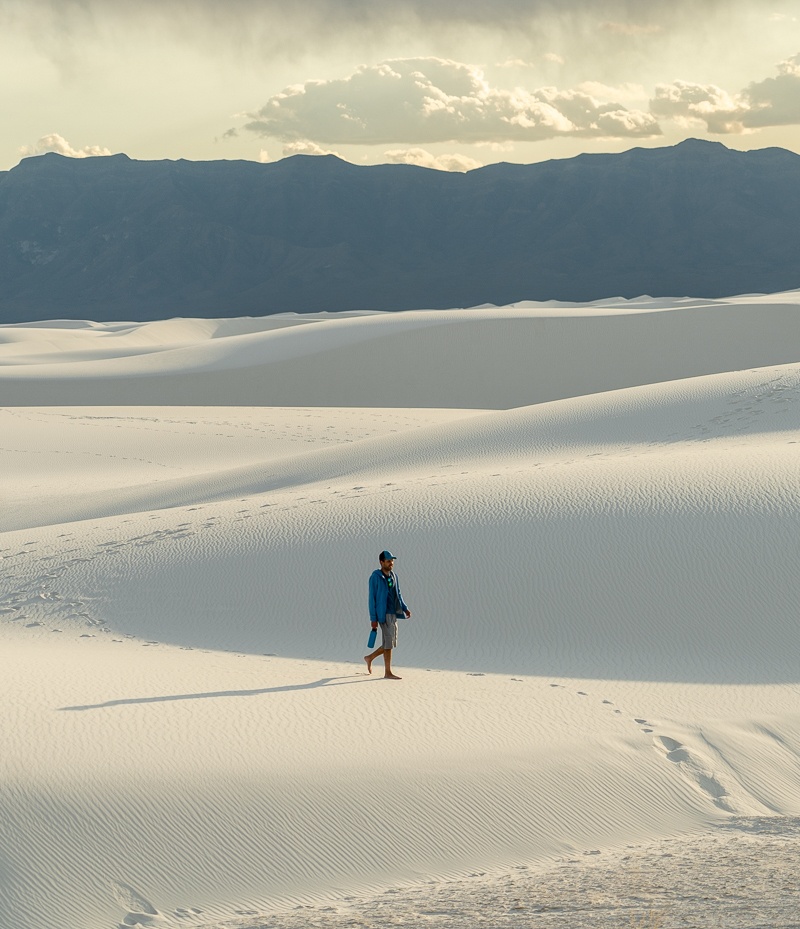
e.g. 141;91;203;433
1;139;799;322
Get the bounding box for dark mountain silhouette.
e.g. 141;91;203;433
1;139;799;322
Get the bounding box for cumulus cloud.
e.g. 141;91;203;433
497;59;536;69
243;57;661;145
497;54;565;69
742;53;800;128
19;133;112;158
281;140;340;157
776;54;800;78
651;53;800;133
650;81;744;132
384;147;483;171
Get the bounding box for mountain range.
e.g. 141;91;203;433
1;138;799;322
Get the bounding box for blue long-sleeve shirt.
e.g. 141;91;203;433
369;569;409;624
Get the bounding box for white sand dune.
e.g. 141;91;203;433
3;293;800;407
2;293;800;929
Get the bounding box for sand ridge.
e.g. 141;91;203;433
4;294;800;407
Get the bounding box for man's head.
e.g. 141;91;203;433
379;550;396;571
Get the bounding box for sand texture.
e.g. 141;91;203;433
2;293;800;929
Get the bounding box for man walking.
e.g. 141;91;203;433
365;550;411;679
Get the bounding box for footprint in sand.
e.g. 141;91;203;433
111;881;164;927
654;735;733;812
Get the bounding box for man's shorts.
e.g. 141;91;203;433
381;614;399;650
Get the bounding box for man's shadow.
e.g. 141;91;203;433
58;674;368;711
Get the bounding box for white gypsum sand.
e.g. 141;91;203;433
2;293;800;929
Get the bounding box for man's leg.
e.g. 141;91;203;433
383;648;401;680
364;646;384;674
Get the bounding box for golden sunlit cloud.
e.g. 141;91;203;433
19;133;112;158
383;147;483;171
652;54;800;134
243;58;661;146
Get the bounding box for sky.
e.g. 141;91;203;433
3;1;800;172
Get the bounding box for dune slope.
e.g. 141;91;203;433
2;294;800;408
2;293;800;929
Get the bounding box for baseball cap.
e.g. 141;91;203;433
379;550;397;561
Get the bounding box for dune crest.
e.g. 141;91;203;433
3;293;800;408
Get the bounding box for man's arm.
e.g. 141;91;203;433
368;572;380;627
397;573;411;618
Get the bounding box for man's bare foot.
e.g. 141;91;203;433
384;673;402;680
364;655;373;674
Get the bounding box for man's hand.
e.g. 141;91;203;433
404;610;412;618
371;621;378;629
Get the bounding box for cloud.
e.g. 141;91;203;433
776;55;800;78
243;57;661;145
741;53;800;128
9;1;746;32
495;52;564;70
281;140;340;157
497;59;536;69
7;0;768;71
649;81;744;133
497;53;565;68
384;147;483;171
650;53;800;134
19;133;112;158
